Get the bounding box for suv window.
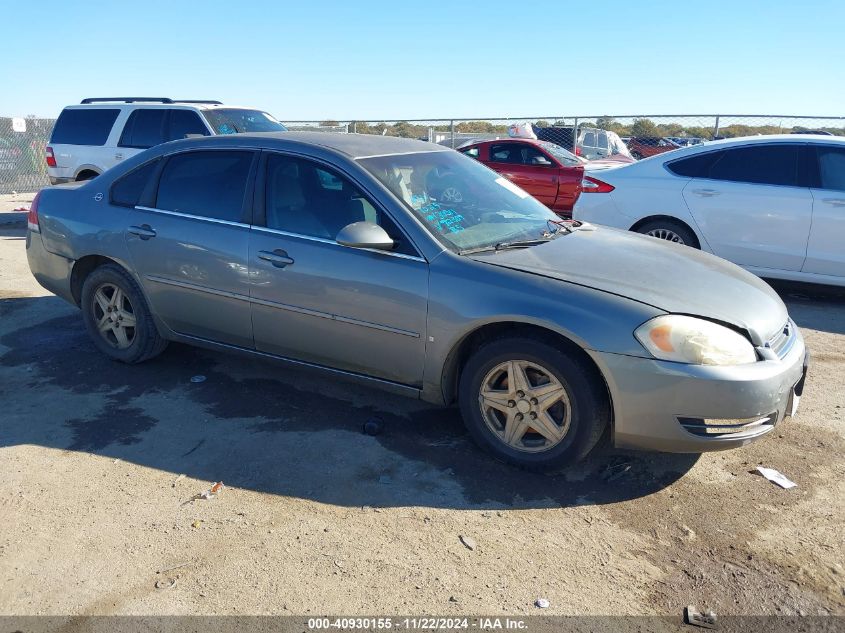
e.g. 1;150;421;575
582;131;597;147
264;154;415;255
168;110;209;141
816;146;845;191
50;109;120;146
667;151;725;177
110;159;159;208
708;145;799;186
156;151;254;222
119;109;168;149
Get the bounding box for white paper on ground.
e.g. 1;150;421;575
756;466;797;489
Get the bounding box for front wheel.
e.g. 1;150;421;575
458;337;609;471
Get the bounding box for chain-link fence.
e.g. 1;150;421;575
0;116;55;195
2;114;844;194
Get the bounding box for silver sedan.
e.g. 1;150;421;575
25;132;808;470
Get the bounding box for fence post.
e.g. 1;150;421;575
450;120;456;148
352;121;357;134
713;115;720;139
573;117;579;153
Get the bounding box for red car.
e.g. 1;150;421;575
625;136;681;160
457;138;585;216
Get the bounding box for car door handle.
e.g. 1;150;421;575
258;249;295;268
128;224;156;240
822;198;845;207
690;188;720;197
115;153;123;161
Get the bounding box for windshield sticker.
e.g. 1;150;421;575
421;202;465;234
495;177;529;199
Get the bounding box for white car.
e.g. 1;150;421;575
46;97;286;184
573;134;845;287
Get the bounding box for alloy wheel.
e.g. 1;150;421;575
477;360;572;453
646;228;685;244
92;283;136;349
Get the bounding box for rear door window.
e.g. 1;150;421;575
110;159;160;207
816;146;845;191
119;109;168;149
708;145;799;186
667;151;725;177
156;150;254;222
50;108;120;146
168;110;209;141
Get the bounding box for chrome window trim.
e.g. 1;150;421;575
249;225;427;263
135;205;249;228
145;275;420;338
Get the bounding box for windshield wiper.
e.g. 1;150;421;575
459;238;551;255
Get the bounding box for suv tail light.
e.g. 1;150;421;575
574;146;582;156
27;191;42;233
581;176;615;193
45;146;57;168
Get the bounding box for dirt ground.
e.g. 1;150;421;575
1;215;843;619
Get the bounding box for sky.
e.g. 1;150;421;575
2;0;843;121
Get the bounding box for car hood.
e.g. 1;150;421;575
469;225;788;344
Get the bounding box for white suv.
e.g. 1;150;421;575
46;97;286;184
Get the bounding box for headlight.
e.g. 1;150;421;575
634;315;757;366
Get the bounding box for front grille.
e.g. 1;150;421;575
766;321;795;359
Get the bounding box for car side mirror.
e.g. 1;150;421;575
336;221;394;251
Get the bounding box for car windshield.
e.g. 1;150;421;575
202;109;287;134
358;151;563;253
536;141;585;166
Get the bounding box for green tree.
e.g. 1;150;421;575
630;118;659;137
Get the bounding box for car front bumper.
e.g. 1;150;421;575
590;329;807;453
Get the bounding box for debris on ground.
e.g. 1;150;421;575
363;417;383;436
157;561;190;574
191;520;202;528
183;481;225;504
459;535;477;551
171;474;185;488
684;605;717;629
601;461;632;482
154;577;177;590
756;466;797;489
535;598;550;609
190;375;207;383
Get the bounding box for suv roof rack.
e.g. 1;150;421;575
79;97;223;105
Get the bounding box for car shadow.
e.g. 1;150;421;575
766;278;845;336
0;295;698;510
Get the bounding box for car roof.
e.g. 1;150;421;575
465;138;544;147
698;133;845;148
163;131;450;159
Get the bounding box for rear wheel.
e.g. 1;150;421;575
80;264;167;363
634;219;699;248
458;337;609;471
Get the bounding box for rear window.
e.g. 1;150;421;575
202;109;287;134
50;108;120;146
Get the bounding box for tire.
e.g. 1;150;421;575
634;219;699;248
458;336;609;472
80;263;168;364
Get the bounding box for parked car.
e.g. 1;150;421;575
46;97;287;184
534;126;634;161
626;136;681;159
456;138;585;215
27;133;807;471
573;135;845;287
668;137;705;147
